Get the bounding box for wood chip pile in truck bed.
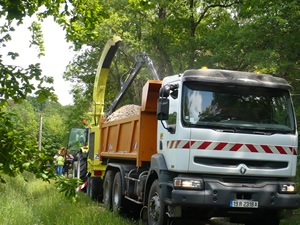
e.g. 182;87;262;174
105;104;141;122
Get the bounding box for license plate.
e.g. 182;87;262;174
230;200;258;208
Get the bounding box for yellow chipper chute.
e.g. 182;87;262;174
88;36;123;178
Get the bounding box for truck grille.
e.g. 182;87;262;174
194;157;288;170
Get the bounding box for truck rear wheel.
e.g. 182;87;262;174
103;170;114;209
87;176;103;202
112;172;124;213
148;180;167;225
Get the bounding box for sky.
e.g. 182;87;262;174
2;17;75;105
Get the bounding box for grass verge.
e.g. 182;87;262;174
0;172;136;225
0;172;299;225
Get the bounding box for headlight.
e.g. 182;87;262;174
279;183;297;193
173;178;204;190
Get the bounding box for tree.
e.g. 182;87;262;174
0;1;68;182
59;0;299;118
0;109;54;182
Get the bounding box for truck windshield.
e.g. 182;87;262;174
182;82;296;134
67;128;87;153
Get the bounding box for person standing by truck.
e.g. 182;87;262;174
56;153;65;176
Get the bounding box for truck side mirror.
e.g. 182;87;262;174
159;85;170;97
157;98;169;120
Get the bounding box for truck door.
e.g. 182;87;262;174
158;82;191;172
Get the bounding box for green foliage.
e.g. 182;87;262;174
28;21;45;56
62;0;109;49
0;0;69;22
0;0;83;198
55;175;82;201
8;100;39;146
0;111;56;183
41;101;69;150
0;96;86;198
0;96;78;185
0;62;57;107
7;98;70;152
0;1;59;107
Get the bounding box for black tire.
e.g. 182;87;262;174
112;172;124;213
78;153;87;182
147;180;167;225
103;170;114;210
87;177;103;202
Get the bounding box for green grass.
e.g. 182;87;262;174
0;172;136;225
281;209;300;225
0;172;299;225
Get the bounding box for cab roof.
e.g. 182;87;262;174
181;69;291;90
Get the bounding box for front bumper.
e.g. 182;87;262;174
168;177;300;210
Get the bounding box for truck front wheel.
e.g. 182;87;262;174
103;170;114;210
147;180;167;225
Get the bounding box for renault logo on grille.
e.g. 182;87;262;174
239;164;247;175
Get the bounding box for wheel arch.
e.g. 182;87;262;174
143;154;169;207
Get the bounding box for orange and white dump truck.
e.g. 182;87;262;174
71;36;300;225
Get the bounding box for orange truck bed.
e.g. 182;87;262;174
100;80;162;167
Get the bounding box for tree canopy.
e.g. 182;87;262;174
59;0;300;112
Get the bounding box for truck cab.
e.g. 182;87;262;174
153;68;299;224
